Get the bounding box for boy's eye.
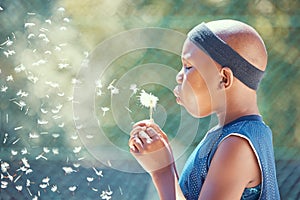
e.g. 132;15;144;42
184;66;193;73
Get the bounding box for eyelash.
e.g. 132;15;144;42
184;66;193;73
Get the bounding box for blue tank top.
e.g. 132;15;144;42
179;115;280;200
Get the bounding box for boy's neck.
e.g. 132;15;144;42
217;91;260;126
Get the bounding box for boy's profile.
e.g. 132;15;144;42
128;19;280;200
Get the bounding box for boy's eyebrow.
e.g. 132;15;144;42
181;53;193;64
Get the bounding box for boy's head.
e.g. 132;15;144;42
173;19;267;118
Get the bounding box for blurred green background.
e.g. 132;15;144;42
0;0;299;199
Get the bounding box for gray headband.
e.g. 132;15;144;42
187;22;264;90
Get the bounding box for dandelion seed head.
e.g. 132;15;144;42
139;90;159;108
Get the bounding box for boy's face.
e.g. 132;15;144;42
173;39;225;118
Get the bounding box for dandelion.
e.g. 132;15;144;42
138;90;159;120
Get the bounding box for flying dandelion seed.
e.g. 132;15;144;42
73;163;80;168
39;183;48;189
52;148;59;155
57;92;64;97
14;175;22;183
62;167;76;174
129;84;138;95
14;64;26;73
101;107;110;116
1;181;8;189
69;185;77;194
4;50;16;57
95;80;103;88
6;75;13;81
51;185;58;192
87;177;94;183
138;90;159;120
25;168;33;175
37;119;48;125
45;19;51;24
86;135;94;139
71;134;78;140
21;148;29;155
42;177;50;184
0;6;3;11
92;167;103;178
24;23;35;28
1;85;8;92
15;185;23;192
63;18;70;23
11;150;18;156
73;146;81;154
43;147;50;153
3;133;8;144
21;158;30;168
57;7;65;12
58;122;65;127
27;33;35;39
35;154;47;160
12;138;20;144
52;133;60;138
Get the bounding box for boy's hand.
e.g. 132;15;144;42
128;120;174;173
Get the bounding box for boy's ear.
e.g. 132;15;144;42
220;67;233;89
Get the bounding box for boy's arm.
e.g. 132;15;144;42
150;164;186;200
129;120;186;200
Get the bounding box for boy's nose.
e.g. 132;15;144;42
176;69;184;84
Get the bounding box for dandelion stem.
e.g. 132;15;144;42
149;106;153;120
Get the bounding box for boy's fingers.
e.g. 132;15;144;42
130;126;146;137
132;119;154;128
128;135;143;152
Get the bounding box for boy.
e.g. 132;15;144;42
129;19;280;200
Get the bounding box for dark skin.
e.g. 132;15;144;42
129;19;268;200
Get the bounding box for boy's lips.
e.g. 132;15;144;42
173;86;181;104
